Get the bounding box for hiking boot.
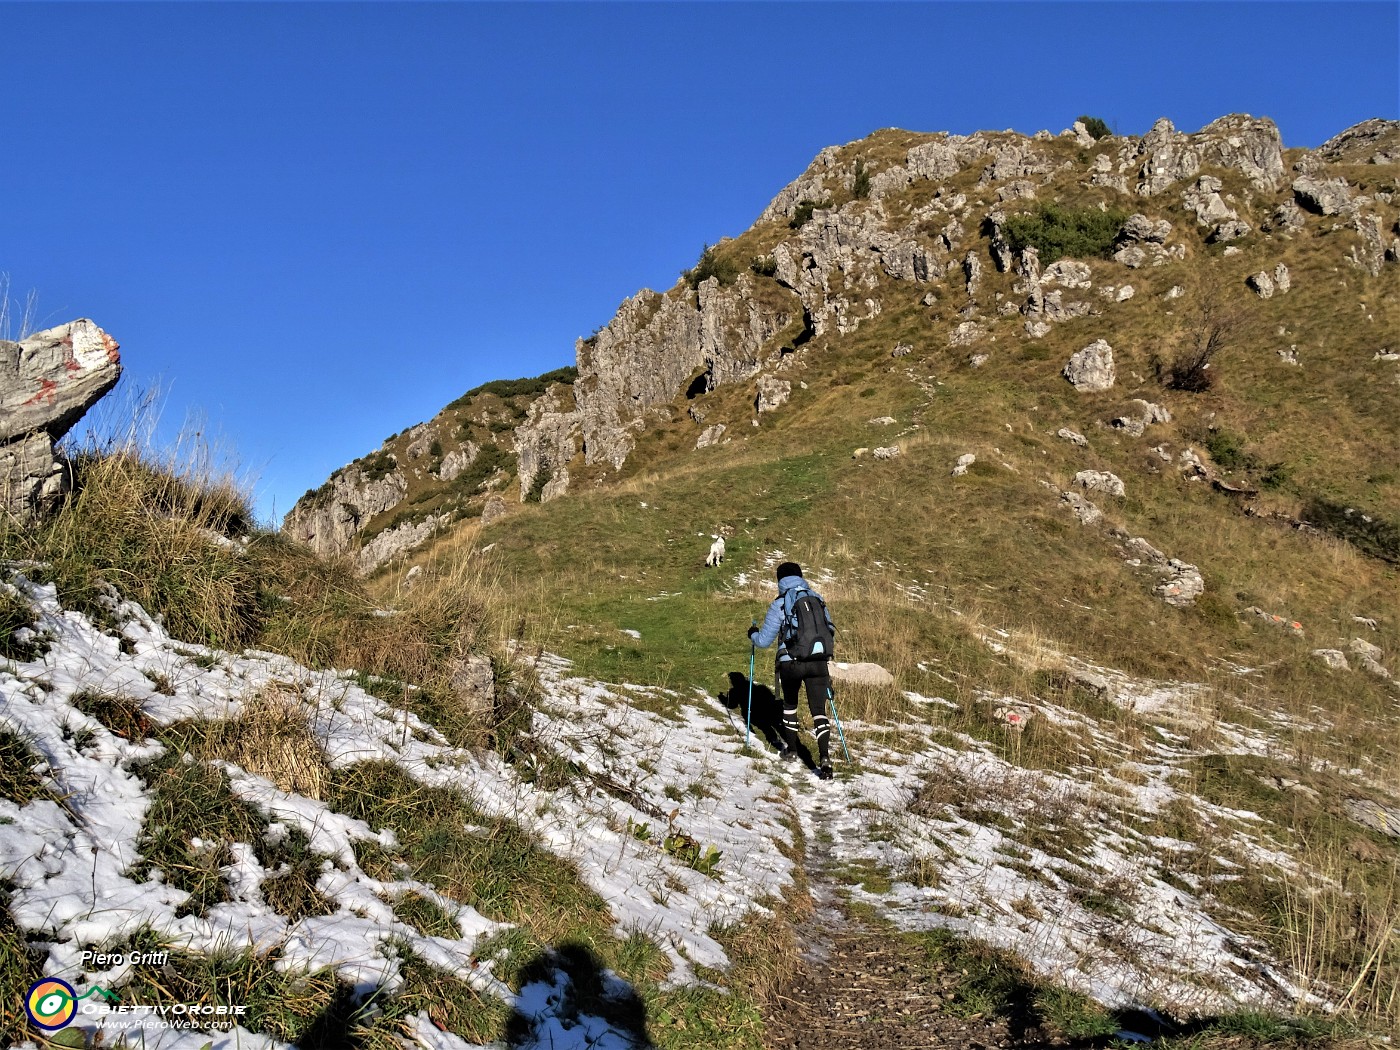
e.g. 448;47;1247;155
816;760;834;780
778;747;800;765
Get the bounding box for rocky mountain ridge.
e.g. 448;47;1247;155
283;369;572;570
286;114;1399;572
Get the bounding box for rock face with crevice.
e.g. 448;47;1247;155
0;320;122;519
516;386;578;504
283;461;408;560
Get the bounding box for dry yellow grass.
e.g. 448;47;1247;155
204;685;330;799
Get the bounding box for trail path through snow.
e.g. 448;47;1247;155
763;763;1025;1049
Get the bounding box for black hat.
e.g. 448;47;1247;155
776;561;802;582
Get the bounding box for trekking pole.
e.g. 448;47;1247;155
746;621;756;750
826;685;851;762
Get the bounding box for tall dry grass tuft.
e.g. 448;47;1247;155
1284;846;1400;1028
201;686;330;799
1;384;513;757
820;577;924;669
0;274;39;342
250;539;377;666
2;386;261;647
255;539;509;750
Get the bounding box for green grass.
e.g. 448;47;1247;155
917;928;1116;1037
0;586;40;661
321;760;778;1048
389;891;461;940
110;937;511;1050
1300;497;1400;565
1155;1010;1361;1048
258;825;337;922
128;720;334;920
648;984;766;1049
0;727;48;805
322;761;612;934
128;732;268;915
0;890;47;1046
71;689;153;741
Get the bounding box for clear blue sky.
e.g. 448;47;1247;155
3;2;1396;524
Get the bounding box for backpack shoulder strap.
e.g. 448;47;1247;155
783;585;810;616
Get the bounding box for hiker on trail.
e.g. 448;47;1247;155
748;561;837;779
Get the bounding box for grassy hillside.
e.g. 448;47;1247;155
376;121;1400;1031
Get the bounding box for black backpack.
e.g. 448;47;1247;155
781;587;835;661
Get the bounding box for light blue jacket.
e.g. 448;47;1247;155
750;574;834;662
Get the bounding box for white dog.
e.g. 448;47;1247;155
705;535;725;567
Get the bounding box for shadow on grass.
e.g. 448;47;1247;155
719;670;786;754
1016;1008;1348;1049
290;982;368;1049
504;942;651;1049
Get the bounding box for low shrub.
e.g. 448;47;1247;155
1203;430;1253;472
446;367;577;410
683;244;741;289
789;198;831;230
852;158;871;199
1156;279;1251;393
1301;498;1400;565
789;198;828;229
1076;115;1111;140
1003;203;1129;263
358;450;398;482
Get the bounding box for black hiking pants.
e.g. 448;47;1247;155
777;657;833;763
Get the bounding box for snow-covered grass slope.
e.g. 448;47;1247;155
5;528;1399;1047
0;570;795;1048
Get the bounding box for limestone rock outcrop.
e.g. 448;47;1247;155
566;273;803;473
1075;470;1126;497
516;386;578;503
755;375;792;414
574;289;704;471
1061;490;1103;526
758;145;842;224
1128;115;1284;197
1111;399;1171;437
358;515;444;574
695;423;727;449
1;320;121;518
1349;213;1388;276
284;458;408;559
1292;175;1355;216
1315;119;1400;165
1064;340;1116;392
